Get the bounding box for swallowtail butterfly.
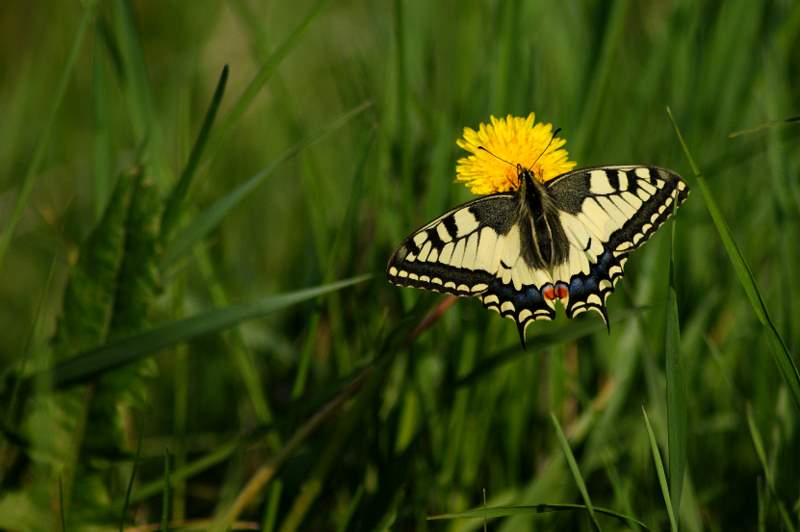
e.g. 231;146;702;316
387;165;689;346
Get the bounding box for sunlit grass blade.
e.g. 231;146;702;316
206;0;332;161
550;413;602;531
667;107;800;413
34;274;371;388
428;503;648;530
160;64;230;240
745;405;796;532
666;220;687;519
160;101;371;269
642;406;677;532
0;2;95;273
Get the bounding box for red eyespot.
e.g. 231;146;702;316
555;283;569;300
543;285;556;300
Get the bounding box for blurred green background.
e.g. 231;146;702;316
1;0;799;530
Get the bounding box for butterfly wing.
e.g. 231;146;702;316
387;193;566;343
387;193;519;296
387;165;689;345
545;165;689;321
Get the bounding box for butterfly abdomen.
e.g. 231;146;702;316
519;172;571;270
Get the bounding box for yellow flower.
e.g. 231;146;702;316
455;113;576;195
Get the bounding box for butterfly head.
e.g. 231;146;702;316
516;164;539;193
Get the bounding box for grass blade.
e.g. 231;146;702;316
0;2;95;273
745;405;796;532
160;64;230;240
161;450;171;532
130;433;243;504
119;429;143;530
58;476;66;532
35;274;372;388
262;482;283;532
757;477;766;532
334;485;363;532
111;0;169;183
550;413;602;531
91;25;112;220
160;101;370;268
428;503;648;530
642;406;677;532
666;220;687;518
667;107;800;413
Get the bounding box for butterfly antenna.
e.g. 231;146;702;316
478;146;515;167
478;146;518;189
528;127;562;175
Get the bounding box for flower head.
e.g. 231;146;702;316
455;113;576;195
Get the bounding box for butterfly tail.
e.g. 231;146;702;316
516;321;528;350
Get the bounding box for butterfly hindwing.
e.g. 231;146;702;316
386;194;518;296
546;166;689;321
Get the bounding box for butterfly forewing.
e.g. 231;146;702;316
386;194;517;296
546;166;689;320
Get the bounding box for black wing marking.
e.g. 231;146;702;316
479;270;558;348
546;166;689;322
386;193;517;296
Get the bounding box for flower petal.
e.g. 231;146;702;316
455;114;576;195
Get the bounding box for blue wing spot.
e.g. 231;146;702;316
487;278;547;312
515;285;544;309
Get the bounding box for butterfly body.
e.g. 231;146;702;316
387;165;689;346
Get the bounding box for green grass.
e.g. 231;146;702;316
1;1;799;530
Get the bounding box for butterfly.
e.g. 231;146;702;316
386;164;689;347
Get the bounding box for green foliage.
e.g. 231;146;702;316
669;108;800;412
1;1;799;530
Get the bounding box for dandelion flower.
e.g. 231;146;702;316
456;113;576;195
